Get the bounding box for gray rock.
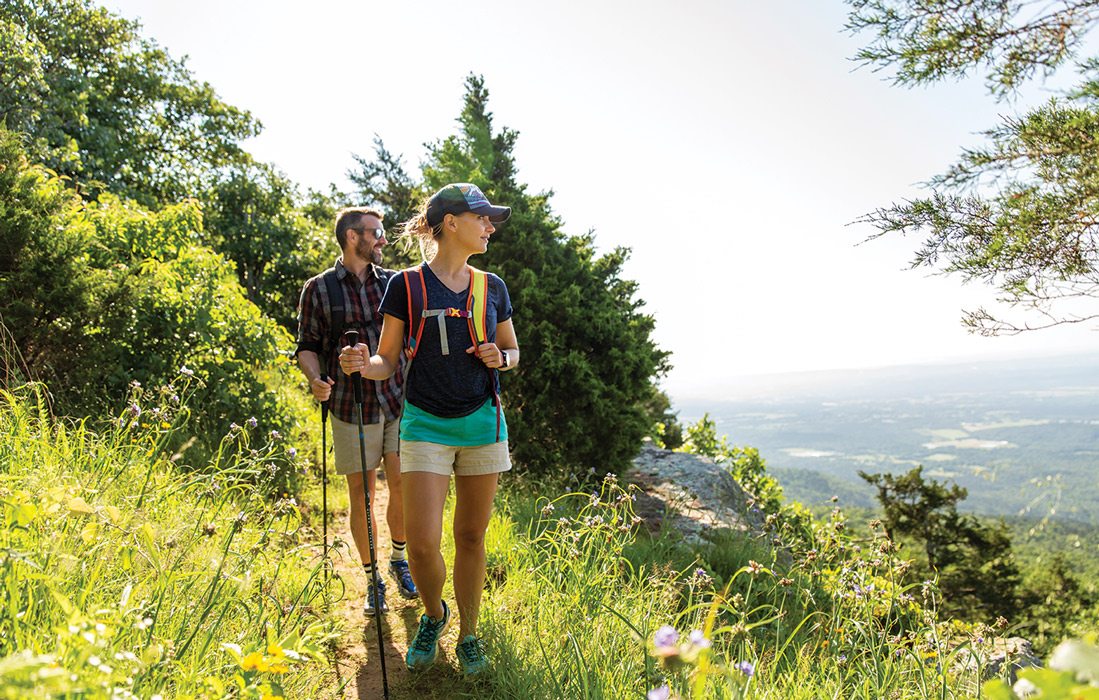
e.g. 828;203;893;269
628;441;765;545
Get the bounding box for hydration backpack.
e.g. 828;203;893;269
401;265;502;442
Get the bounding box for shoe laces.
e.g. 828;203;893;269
392;562;414;585
458;636;485;664
412;615;442;653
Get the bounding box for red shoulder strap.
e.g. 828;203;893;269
404;267;429;360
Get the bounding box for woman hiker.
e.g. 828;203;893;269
339;183;519;677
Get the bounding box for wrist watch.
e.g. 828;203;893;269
501;350;510;369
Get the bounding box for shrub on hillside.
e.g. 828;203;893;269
0;128;309;464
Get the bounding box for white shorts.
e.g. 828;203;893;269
330;415;400;476
399;440;512;477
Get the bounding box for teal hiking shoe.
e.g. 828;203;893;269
389;559;418;599
456;634;488;676
406;600;449;670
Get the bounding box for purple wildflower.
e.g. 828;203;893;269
735;660;755;677
689;630;712;649
653;625;678;649
647;686;670;700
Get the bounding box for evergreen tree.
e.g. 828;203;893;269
351;76;670;477
846;1;1099;334
861;466;1022;619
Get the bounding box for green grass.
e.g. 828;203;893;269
0;382;1041;699
0;383;337;698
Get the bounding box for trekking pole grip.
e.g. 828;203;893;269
319;373;329;418
343;330;364;404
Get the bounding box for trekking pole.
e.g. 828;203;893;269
320;373;330;595
344;330;389;699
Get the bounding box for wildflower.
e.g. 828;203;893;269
603;472;618;485
647;686;671;700
747;560;763;575
269;430;282;440
837;654;847;665
735;660;755;677
631;515;643;526
589;493;600;507
229;422;240;432
653;625;678;649
179;366;194;377
688;630;711;649
241;651;269;672
1012;678;1039;698
246;417;258;429
779;577;793;586
541;503;555;516
128;403;141;418
691;568;713;587
287;447;297;458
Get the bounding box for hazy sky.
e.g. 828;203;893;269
106;0;1099;399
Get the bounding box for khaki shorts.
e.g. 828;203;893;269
400;440;512;477
331;415;400;476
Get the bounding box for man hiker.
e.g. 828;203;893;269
295;206;418;613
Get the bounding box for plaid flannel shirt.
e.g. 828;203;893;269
295;257;404;425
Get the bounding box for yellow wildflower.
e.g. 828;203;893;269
241;651;269;672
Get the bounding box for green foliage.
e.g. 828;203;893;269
0;0;259;206
352;75;669;478
860;466;1021;619
348;136;421;271
0;384;334;698
1016;554;1099;655
846;0;1099;334
202;162;333;331
0;127;308;462
681;414;785;514
0;127;94;385
645;388;684;449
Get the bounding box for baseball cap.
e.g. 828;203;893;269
425;183;511;228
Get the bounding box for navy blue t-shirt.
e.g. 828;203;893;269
380;264;513;418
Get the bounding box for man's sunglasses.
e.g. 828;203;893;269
353;226;385;240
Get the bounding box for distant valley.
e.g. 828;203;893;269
675;353;1099;524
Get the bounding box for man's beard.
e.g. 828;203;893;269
355;238;382;265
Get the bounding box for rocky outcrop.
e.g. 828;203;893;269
628;441;765;544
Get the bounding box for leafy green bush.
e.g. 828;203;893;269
0;128;311;464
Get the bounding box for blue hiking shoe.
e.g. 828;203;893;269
389;559;418;599
363;579;388;615
456;634;489;676
406;600;449;671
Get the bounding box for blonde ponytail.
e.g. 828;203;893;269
398;200;443;262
